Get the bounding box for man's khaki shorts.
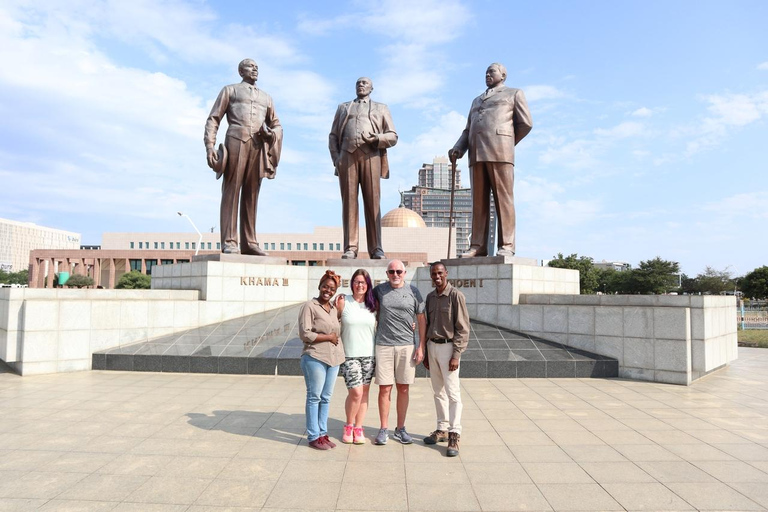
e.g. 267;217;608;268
375;344;416;385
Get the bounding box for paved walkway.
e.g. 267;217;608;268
1;349;767;511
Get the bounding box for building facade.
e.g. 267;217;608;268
0;218;81;272
28;221;453;289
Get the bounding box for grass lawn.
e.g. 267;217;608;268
738;329;768;348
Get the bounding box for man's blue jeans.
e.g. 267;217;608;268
301;354;340;442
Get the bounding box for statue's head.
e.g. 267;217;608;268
238;59;259;83
485;63;507;88
356;77;373;99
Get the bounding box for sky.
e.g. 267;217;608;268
0;0;766;277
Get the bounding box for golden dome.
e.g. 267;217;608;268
381;206;427;228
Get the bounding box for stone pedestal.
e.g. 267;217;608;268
324;258;391;267
151;259;307;324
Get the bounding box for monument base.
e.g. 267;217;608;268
325;258;391;267
192;253;287;265
442;255;538;266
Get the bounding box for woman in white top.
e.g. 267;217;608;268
336;268;377;444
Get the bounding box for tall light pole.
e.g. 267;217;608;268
177;211;202;256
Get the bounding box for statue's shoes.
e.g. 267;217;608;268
497;248;515;257
459;248;487;258
242;244;268;256
341;250;357;259
371;250;386;259
222;246;240;254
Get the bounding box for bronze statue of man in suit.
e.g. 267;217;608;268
449;63;533;258
329;77;398;259
204;59;283;255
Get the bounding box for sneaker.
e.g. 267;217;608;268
374;428;389;445
423;429;448;445
321;435;336;448
446;432;460;457
393;426;413;444
342;424;354;444
308;438;330;450
353;426;366;445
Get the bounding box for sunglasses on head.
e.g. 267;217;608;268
387;269;404;275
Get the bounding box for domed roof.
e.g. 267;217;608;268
381;206;427;228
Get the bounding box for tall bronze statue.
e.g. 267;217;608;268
449;63;532;258
204;59;283;255
329;77;397;259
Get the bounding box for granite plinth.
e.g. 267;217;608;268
325;258;392;267
93;304;617;378
442;255;538;266
191;253;288;265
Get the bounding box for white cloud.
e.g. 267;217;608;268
523;85;567;102
299;0;471;108
757;61;768;70
703;191;768;219
703;92;768;126
631;107;653;117
0;0;342;238
539;138;597;170
594;121;645;139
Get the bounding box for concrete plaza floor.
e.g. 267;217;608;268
1;349;768;512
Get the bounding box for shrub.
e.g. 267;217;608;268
116;271;151;289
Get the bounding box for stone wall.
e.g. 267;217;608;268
0;288;200;375
510;294;738;385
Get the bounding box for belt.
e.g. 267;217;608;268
429;338;450;344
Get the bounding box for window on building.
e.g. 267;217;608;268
146;260;156;275
295;243;299;251
312;243;317;251
191;242;196;250
161;259;174;265
176;242;180;249
169;241;174;249
287;243;292;250
319;243;324;250
145;242;149;249
185;242;189;249
336;243;341;251
160;242;165;249
129;259;142;272
304;243;308;250
130;242;134;249
216;242;220;250
154;242;158;249
280;242;284;250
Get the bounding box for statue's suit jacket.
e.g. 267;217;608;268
328;100;398;179
452;85;532;165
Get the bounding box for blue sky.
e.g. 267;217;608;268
1;0;766;277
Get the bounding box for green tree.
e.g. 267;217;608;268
603;267;641;294
0;269;29;285
116;271;151;289
548;253;601;294
633;257;681;294
65;274;94;288
690;266;735;295
741;266;768;299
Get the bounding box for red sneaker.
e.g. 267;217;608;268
308;438;330;450
322;435;337;448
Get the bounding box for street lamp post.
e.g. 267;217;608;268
177;212;203;256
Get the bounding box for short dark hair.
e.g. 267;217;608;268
430;261;447;272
